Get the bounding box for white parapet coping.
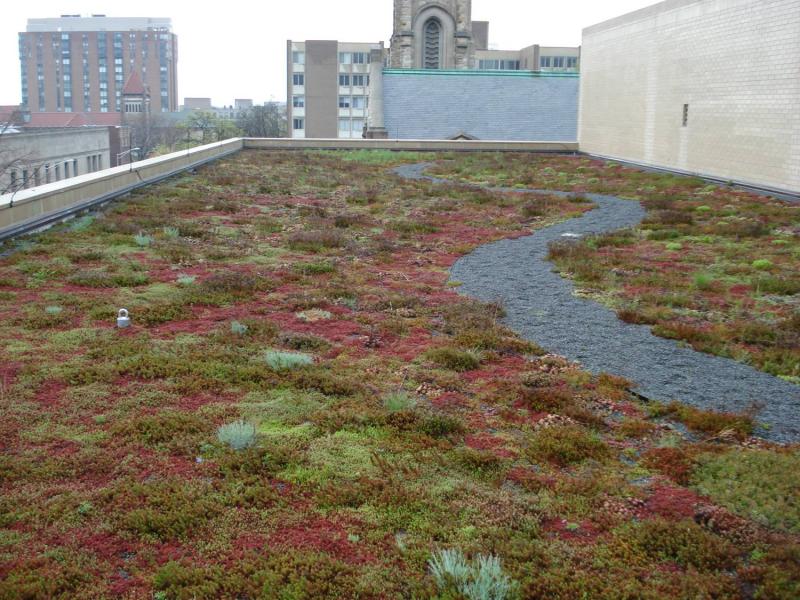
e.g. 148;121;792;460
0;137;578;240
0;139;244;238
243;138;579;153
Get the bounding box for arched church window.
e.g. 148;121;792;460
423;19;442;69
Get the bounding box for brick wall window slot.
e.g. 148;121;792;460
682;104;689;127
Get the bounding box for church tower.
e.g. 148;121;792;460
390;0;475;69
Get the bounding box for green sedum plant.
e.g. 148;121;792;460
265;350;313;371
217;421;257;451
134;233;154;247
693;449;800;533
383;391;416;412
230;321;249;336
429;548;518;600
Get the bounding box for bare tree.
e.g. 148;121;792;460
236;103;287;138
0;111;36;195
212;118;243;142
126;111;159;159
125;111;186;158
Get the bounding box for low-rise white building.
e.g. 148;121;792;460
0;127;112;194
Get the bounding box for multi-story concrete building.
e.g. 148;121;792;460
287;0;579;140
19;15;178;114
287;41;381;139
579;0;800;195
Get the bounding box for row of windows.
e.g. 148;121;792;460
292;50;369;65
291;118;365;135
478;59;521;71
7;154;104;191
292;73;371;88
338;96;367;109
540;56;579;69
339;52;367;65
339;74;369;87
339;118;364;133
477;56;579;71
292;51;369;66
291;95;368;109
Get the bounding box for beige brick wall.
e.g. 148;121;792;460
579;0;800;194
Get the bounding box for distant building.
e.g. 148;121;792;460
182;98;256;120
0;127;115;193
19;15;178;114
287;41;380;139
287;0;579;140
579;0;799;195
183;98;213;111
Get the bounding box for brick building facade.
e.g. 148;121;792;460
19;16;178;115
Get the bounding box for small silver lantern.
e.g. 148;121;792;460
117;309;131;329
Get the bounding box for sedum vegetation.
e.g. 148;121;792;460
0;151;797;598
433;155;800;383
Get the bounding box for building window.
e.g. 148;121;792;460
352;52;366;64
352;119;364;134
567;57;578;69
478;59;520;70
682;104;689;127
339;52;352;65
339;74;351;86
292;96;305;108
338;96;351;109
87;157;92;172
352;74;367;86
293;73;304;86
553;56;565;69
338;119;350;133
424;19;442;69
292;51;305;65
98;155;103;170
73;159;78;175
55;164;61;181
44;164;50;184
540;56;552;68
293;118;304;130
352;96;366;110
64;161;70;178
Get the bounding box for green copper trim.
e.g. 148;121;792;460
383;68;579;78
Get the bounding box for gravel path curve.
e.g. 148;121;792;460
396;163;800;443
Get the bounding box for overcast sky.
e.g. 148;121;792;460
1;0;656;106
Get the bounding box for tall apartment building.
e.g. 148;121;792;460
287;41;381;139
19;15;178;114
287;0;579;139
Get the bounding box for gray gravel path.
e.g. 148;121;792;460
395;163;800;443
